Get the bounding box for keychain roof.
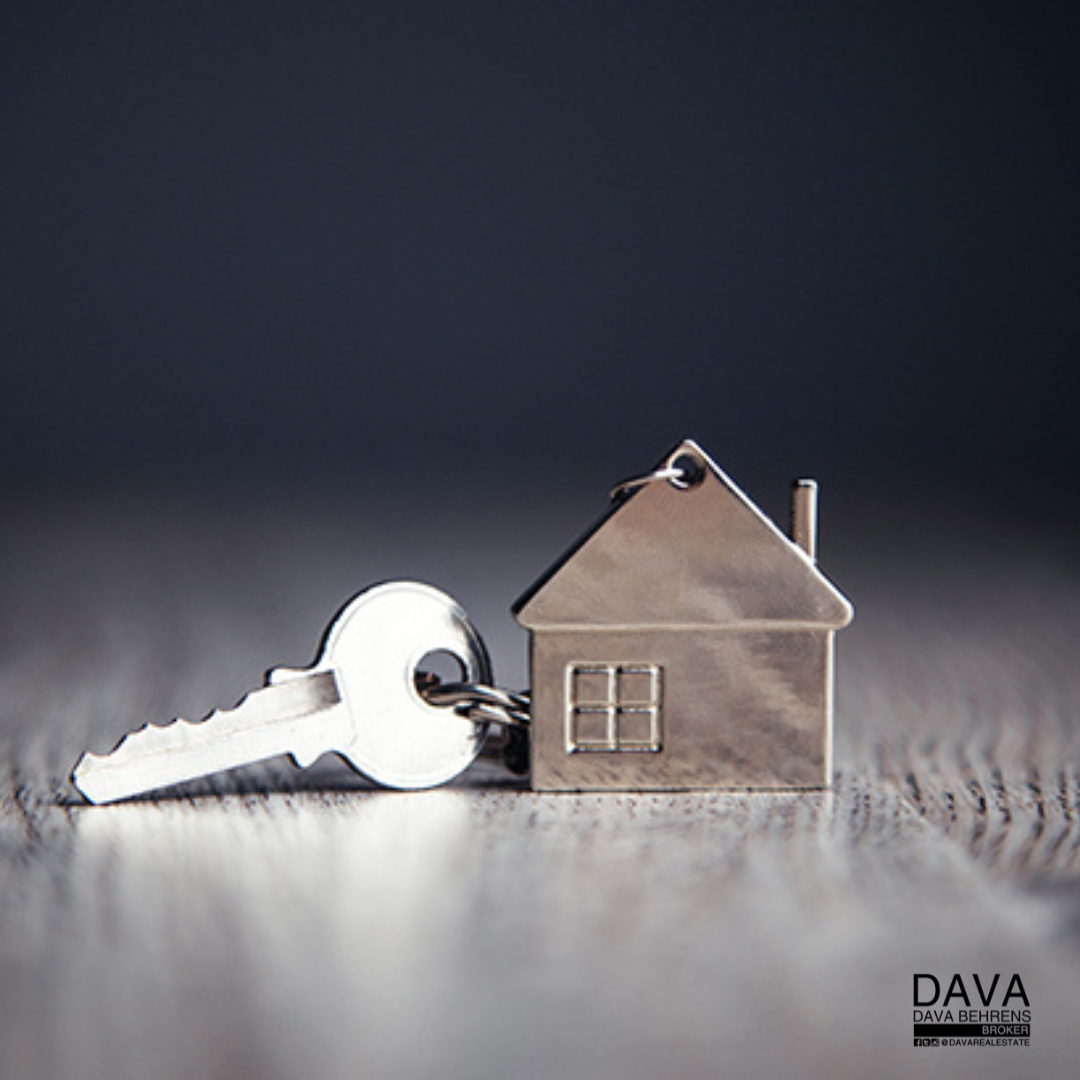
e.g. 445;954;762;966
514;438;853;631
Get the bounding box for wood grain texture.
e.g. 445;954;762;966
2;495;1079;1079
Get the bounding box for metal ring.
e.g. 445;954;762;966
612;461;704;501
460;701;531;729
422;682;531;728
423;682;528;712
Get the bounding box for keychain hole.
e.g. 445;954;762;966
669;452;705;489
415;650;467;696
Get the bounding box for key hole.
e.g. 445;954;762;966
414;650;467;696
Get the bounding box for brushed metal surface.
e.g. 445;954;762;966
516;440;851;790
530;630;831;790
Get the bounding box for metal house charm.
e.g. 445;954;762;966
513;439;854;792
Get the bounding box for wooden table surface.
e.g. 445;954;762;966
2;490;1078;1079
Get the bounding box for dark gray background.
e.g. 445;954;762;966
2;1;1078;520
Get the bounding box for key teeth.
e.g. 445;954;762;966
72;720;168;801
71;710;228;804
71;672;340;804
290;748;321;769
115;717;186;753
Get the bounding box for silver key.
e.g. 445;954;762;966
72;581;491;804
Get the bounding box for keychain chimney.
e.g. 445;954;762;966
791;479;818;561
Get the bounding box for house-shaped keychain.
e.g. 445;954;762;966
513;439;853;792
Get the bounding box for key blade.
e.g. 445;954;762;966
72;670;343;804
